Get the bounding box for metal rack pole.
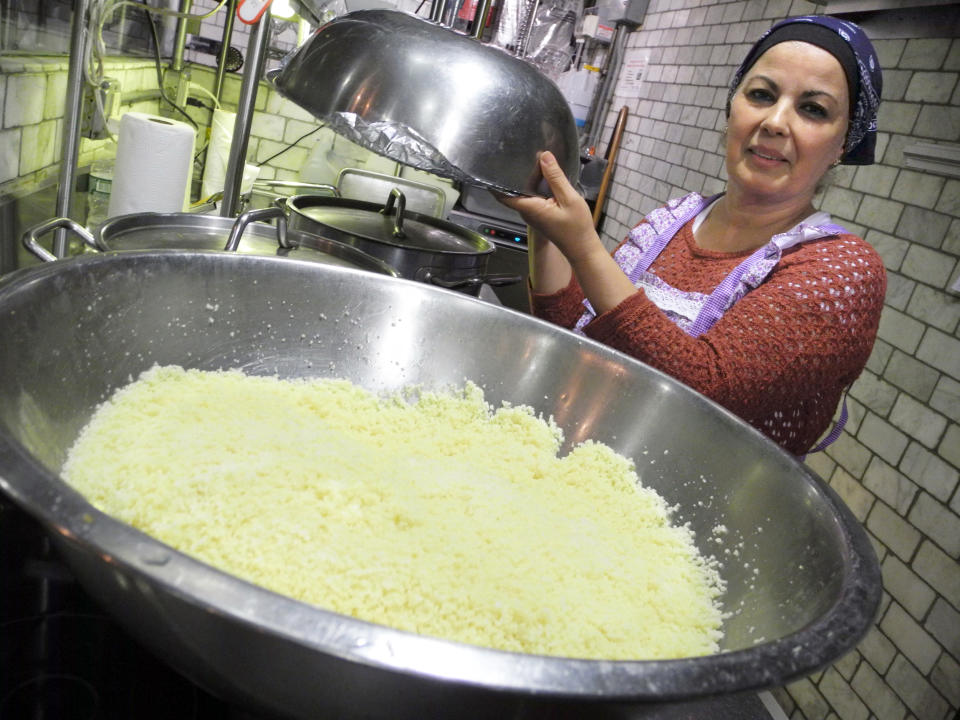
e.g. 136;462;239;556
53;0;91;257
214;0;239;100
219;8;271;217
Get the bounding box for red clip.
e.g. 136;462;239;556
237;0;273;24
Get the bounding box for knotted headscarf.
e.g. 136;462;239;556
726;16;883;165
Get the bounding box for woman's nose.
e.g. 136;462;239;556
760;101;791;135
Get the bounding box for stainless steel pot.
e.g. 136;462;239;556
269;9;580;196
285;189;521;295
0;250;880;719
22;209;400;278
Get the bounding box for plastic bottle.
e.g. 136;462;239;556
86;158;114;229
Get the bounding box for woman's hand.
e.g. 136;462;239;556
498;152;600;263
499;151;638;315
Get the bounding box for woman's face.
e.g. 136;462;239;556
726;41;850;206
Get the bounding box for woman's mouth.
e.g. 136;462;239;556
749;147;787;163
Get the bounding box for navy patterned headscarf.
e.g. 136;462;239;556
726;16;883;165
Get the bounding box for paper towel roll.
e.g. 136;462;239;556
201;108;236;201
108;112;195;217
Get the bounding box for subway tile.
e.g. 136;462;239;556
866;500;922;562
917;327;960;381
914;106;960;142
880;69;912;103
851;660;907;720
784;675;830;720
926;597;960;661
828;466;875;522
19;119;57;175
43;71;66;121
901;441;958;503
930;651;960;708
896;206;953;251
877;307;925;354
878;101;920;135
859;412;910;466
881;554;936;621
881;602;943;674
914;540;960;607
249;111;285;141
866;337;893;375
942;218;960;255
822;185;863;222
901;244;956;287
858;625;898;675
4;73;46;128
826;430;873;479
856;195;903;234
908;492;960;557
890;393;948;448
818;667;869;720
874;38;907;72
946;38;960;71
906;284;960;334
900;38;952;70
850;369;899;416
867;231;909;272
891;170;946;211
864;455;917;516
886;272;917;313
883;350;940;402
0;127;18;183
938;422;960;465
851;164;899;198
886;653;950;719
905;72;958;104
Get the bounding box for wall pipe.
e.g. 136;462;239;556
219;8;271;217
53;0;91;258
170;0;193;72
584;22;629;153
214;0;239;100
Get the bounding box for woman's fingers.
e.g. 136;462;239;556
537;151;578;206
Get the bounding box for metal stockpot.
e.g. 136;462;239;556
0;250;880;719
285;190;521;295
22;208;400;278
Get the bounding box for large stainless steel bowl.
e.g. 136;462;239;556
0;251;880;719
270;9;581;196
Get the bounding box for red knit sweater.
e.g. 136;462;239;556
530;218;887;455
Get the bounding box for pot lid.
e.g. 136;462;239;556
97;212;400;276
289;193;494;255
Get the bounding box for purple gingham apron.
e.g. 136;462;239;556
573;193;849;452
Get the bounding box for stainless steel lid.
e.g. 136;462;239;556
287;192;495;255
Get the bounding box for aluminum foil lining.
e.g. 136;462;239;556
323;111;517;195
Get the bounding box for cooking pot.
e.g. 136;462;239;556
0;250;880;719
22;208;400;279
269;9;580;196
285;189;521;295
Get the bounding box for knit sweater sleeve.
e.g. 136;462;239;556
579;234;886;427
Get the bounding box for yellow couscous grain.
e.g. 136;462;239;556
62;365;725;660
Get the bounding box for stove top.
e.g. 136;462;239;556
1;497;240;720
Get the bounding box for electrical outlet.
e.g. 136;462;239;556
80;77;120;140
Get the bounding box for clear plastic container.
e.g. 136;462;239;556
86;159;114;229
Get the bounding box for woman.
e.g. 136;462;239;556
500;16;886;456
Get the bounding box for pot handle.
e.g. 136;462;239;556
22;217;99;262
424;272;523;290
225;206;292;252
380;188;407;239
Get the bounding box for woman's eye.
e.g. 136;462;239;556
746;88;774;102
801;103;828;118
